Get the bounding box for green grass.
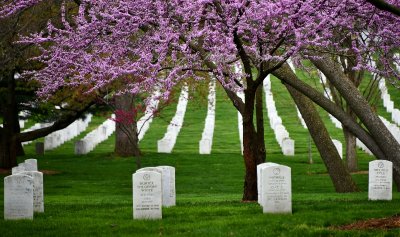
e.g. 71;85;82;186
1;81;400;236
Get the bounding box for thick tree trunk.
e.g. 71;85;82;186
283;81;358;192
0;71;19;169
255;85;266;164
311;56;400;190
242;88;261;201
0;129;18;169
114;94;141;157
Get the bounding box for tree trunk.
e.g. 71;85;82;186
114;93;141;157
255;84;266;164
282;78;358;192
311;56;400;190
272;65;384;159
242;88;261;201
344;127;358;172
273;63;400;191
0;129;18;169
0;70;19;169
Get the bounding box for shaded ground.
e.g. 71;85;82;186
336;214;400;230
0;168;60;175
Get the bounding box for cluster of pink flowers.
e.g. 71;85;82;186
2;0;400;98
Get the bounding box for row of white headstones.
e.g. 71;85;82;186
75;114;116;154
157;86;189;153
45;114;93;150
20;68;399;157
21;115;92;149
4;159;44;220
263;75;295;156
3;158;392;220
256;159;394;215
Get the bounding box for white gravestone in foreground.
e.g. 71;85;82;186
158;166;176;207
368;160;392;201
261;164;292;214
21;171;44;213
132;171;162;220
257;163;278;205
138;166;176;207
4;174;34;220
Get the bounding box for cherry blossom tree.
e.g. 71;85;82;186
2;0;400;200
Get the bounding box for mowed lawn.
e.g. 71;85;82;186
1;79;400;236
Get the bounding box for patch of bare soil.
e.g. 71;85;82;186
336;214;400;230
40;170;61;175
308;170;368;176
0;169;61;175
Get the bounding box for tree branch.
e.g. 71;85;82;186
366;0;400;17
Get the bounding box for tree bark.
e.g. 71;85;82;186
272;65;385;160
311;56;400;190
242;88;260;201
0;71;19;169
278;72;358;192
255;84;266;164
344;127;358;172
114;94;141;157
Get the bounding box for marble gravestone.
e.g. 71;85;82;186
75;140;87;155
132;171;162;219
24;159;38;171
12;165;26;175
136;167;163;177
257;163;278;205
368;160;393;200
157;166;176;207
4;174;34;220
261;164;292;214
21;171;44;212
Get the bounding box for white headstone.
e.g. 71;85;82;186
386;101;394;113
282;138;295;156
136;167;163;175
199;139;211;154
257;163;278;204
12;165;26;175
21;171;44;213
157;166;176;207
261;164;292;214
158;139;172;153
25;159;38;171
138;166;176;207
132;171;162;219
368;160;392;200
75;140;88;155
4;174;34;220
